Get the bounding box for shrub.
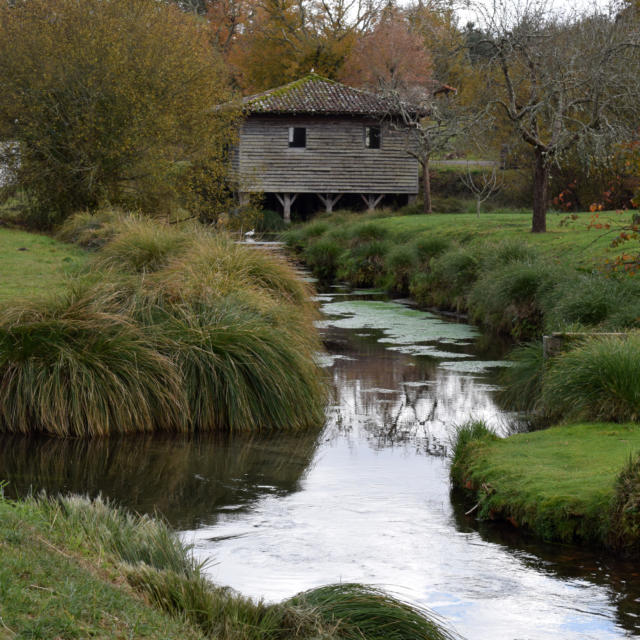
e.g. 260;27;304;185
543;333;640;422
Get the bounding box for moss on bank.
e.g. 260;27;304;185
450;421;640;555
0;493;461;640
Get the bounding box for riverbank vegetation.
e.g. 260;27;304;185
0;493;460;640
284;209;640;340
450;421;640;556
0;213;326;436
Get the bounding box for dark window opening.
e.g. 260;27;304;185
365;126;381;149
289;127;306;148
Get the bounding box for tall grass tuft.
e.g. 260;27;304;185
303;236;343;282
148;301;326;432
383;244;418;295
543;333;640;422
469;261;556;338
498;342;547;413
288;583;461;640
0;294;186;436
449;419;497;485
337;240;390;288
1;222;326;435
56;208;127;249
91;218;190;273
608;453;640;557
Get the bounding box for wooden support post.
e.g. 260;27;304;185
317;193;342;213
361;194;384;211
275;193;298;224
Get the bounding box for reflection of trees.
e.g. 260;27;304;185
324;327;506;454
0;431;321;529
450;489;640;638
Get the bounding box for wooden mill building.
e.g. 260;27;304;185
233;74;419;222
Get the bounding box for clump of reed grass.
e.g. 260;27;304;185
542;333;640;422
542;274;640;332
347;221;389;246
1;221;326;436
449;419;498;486
498;342;547;414
469;261;556;338
337;240;390;288
91;218;191;273
303;236;344;282
0;293;186;436
383;244;418;295
288;583;461;640
56;208;127;249
608;453;640;557
412;236;451;266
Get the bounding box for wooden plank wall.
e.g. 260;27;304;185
237;116;419;194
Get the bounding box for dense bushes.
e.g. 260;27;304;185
500;333;640;424
0;214;326;436
285;211;640;340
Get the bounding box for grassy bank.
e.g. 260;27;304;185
0;228;86;302
0;211;326;436
450;421;640;556
0;493;460;640
283;209;640;339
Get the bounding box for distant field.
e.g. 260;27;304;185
372;210;638;269
0;228;87;302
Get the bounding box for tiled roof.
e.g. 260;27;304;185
243;74;403;116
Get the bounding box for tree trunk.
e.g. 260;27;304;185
532;147;549;233
422;156;432;215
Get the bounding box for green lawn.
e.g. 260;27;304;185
0;229;87;302
453;422;640;548
373;210;637;269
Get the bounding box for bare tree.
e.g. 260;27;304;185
460;162;502;216
472;0;640;232
392;89;480;214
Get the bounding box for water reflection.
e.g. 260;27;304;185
0;431;320;530
1;292;638;639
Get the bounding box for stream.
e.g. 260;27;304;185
1;287;639;639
